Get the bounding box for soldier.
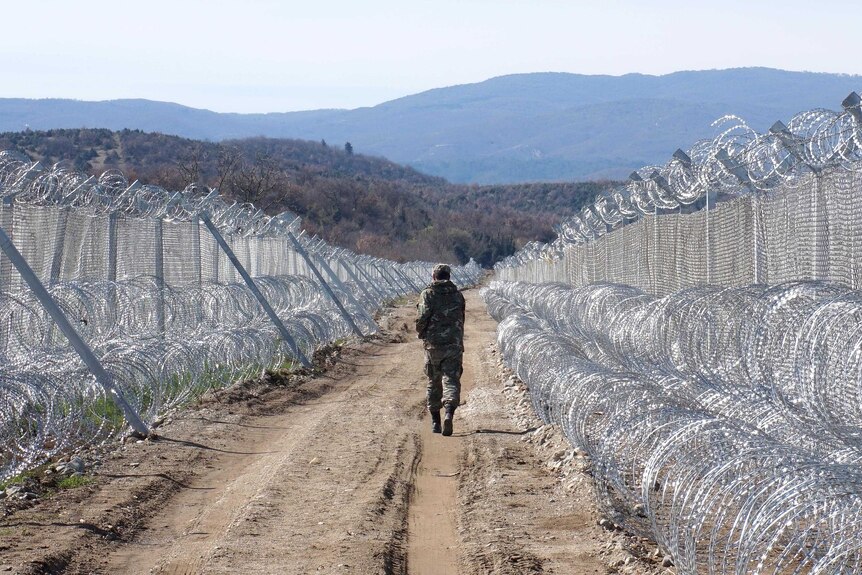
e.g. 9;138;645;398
416;263;466;436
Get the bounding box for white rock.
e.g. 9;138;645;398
67;456;85;474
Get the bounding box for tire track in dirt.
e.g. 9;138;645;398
406;289;491;574
407;399;461;574
2;291;650;575
102;310;430;575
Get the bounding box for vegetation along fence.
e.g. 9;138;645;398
488;92;862;574
0;151;482;481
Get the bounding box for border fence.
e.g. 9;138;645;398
0;152;481;481
487;92;862;573
495;92;862;293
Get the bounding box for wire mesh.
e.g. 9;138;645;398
0;154;484;481
489;93;862;573
496;93;862;292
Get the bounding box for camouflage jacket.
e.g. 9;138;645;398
415;280;465;349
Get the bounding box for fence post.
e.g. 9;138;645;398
286;232;365;338
200;214;312;368
44;208;70;345
0;197;12;295
393;265;421;292
154;218;166;334
305;243;376;334
0;223;150;436
705;190;711;285
352;254;390;302
450;264;469;287
752;193;764;284
332;249;381;311
107;212;118;282
375;261;410;295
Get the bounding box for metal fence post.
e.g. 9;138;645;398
45;208;70;345
395;267;420;292
0;223;150;436
752;193;764;284
351;255;390;302
154;218;166;335
286;232;365;338
374;261;409;295
200;214;312;368
0;197;12;295
390;264;420;293
107;212;119;282
307;245;376;332
812;174;827;281
331;249;381;311
705;190;712;285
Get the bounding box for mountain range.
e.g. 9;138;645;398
1;68;860;184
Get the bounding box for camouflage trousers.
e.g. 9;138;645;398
423;344;463;412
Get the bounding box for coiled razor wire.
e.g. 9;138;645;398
496;92;862;289
485;280;862;574
0;275;361;480
0;153;484;481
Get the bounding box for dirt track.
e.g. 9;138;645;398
0;290;667;574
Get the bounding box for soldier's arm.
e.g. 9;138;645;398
415;290;434;338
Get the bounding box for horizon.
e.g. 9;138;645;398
5;66;861;116
2;0;861;114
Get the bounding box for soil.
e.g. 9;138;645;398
0;290;671;575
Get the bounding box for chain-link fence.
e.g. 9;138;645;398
0;152;482;481
527;167;862;294
489;94;862;573
496;93;862;293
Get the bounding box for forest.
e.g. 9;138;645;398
0;128;611;266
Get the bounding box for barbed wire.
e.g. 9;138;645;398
485;280;862;573
496;91;862;272
0;154;483;480
0;150;300;236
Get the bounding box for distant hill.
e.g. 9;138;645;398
2;68;859;183
0;129;606;266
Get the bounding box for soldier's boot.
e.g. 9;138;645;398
430;410;442;434
442;405;455;437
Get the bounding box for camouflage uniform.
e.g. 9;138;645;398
416;268;466;413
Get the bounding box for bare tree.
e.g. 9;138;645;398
214;145;243;191
175;142;206;187
229;152;287;211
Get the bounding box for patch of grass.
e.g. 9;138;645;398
56;475;92;490
87;395;126;429
0;468;43;491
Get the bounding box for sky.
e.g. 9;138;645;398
2;0;861;114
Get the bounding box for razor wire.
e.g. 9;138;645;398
496;92;862;293
0;154;483;481
485;279;862;574
485;92;862;574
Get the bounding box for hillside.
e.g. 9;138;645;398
0;129;605;266
1;68;860;183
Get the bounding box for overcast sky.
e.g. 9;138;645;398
3;0;860;113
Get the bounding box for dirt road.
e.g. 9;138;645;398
1;290;665;574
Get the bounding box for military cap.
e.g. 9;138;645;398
433;263;451;279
